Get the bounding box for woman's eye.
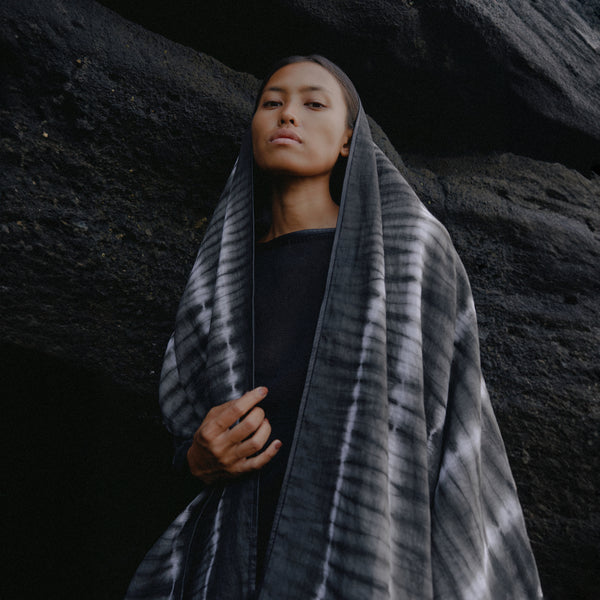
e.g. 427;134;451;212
262;100;281;108
306;101;325;109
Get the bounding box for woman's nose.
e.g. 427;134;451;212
279;105;296;125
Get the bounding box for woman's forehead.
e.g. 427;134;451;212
263;62;343;98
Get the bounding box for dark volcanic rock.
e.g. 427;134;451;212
97;0;600;173
1;1;599;599
0;0;257;396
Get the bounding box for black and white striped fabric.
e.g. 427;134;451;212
125;107;543;599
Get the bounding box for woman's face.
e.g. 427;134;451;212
252;62;353;178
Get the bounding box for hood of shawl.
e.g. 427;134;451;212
169;105;377;420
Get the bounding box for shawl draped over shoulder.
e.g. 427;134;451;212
125;108;543;599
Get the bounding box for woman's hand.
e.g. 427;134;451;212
187;386;281;484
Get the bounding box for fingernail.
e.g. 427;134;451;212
257;386;268;396
274;441;282;450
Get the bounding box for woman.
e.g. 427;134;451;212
126;56;543;599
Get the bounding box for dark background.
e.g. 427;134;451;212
1;1;599;598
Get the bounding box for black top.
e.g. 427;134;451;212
254;228;335;579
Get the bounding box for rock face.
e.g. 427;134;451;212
1;1;598;599
97;0;600;174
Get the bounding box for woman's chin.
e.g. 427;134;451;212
256;159;337;181
257;161;308;178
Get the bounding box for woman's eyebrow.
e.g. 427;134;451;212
299;85;330;93
264;85;331;94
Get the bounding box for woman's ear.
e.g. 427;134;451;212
340;129;353;157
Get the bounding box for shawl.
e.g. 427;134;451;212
125;107;543;599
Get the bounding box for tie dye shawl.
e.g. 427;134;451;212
125;108;543;599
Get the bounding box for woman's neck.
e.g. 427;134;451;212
261;175;339;242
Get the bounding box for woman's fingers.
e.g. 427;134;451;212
239;439;282;472
234;416;272;459
227;406;265;444
203;386;269;438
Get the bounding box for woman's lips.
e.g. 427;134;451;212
269;129;302;144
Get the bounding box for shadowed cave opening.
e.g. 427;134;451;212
2;343;198;600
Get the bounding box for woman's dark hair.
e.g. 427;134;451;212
253;55;360;238
254;54;360;129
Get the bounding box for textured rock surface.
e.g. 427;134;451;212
98;0;600;174
1;1;598;599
